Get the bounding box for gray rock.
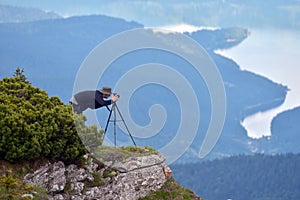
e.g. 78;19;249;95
23;153;170;200
66;164;94;183
103;154;166;173
24;161;66;194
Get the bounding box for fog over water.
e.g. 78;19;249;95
216;29;300;138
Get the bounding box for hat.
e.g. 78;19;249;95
100;86;112;95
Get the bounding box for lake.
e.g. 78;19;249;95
216;28;300;138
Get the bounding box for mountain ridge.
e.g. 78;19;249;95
0;4;61;23
2;1;299;30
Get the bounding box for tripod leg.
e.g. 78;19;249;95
103;105;113;140
115;103;137;146
113;103;117;147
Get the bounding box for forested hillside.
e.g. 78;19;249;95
270;107;300;153
172;153;300;200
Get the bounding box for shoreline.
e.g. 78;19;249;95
215;28;300;138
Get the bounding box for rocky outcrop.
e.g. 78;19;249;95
23;153;171;200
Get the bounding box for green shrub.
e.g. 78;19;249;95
0;69;102;163
0;169;48;200
139;178;202;200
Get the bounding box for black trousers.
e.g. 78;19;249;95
69;102;82;114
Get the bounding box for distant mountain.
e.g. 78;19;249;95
2;0;300;30
0;13;290;162
115;0;300;29
0;14;143;101
172;153;300;200
270;106;300;152
0;4;61;23
5;0;298;30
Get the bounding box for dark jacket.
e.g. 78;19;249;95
74;90;112;113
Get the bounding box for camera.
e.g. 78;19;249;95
113;93;120;98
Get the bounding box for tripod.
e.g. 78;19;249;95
103;102;136;146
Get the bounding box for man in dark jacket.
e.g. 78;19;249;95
69;86;119;114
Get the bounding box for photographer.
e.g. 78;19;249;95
69;86;119;114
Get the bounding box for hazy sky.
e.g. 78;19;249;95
0;0;109;15
2;0;299;29
0;1;180;20
0;1;193;26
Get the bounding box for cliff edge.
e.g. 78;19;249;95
14;147;202;199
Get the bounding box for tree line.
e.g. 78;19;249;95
172;153;300;200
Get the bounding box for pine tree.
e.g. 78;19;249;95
13;67;30;84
